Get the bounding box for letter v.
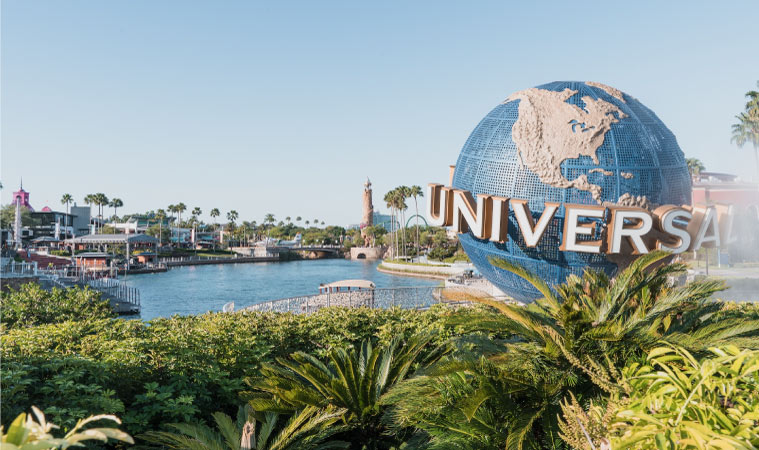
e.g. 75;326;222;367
511;200;559;247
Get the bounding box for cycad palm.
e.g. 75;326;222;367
140;406;348;450
249;334;445;447
386;251;759;450
479;251;759;359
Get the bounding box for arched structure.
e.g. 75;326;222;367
405;214;428;229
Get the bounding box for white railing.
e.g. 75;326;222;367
160;254;241;263
0;260;38;277
71;272;140;310
244;286;512;314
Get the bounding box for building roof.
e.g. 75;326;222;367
320;279;375;290
65;233;160;245
75;252;114;258
31;236;60;243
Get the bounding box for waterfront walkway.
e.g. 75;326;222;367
0;260;141;315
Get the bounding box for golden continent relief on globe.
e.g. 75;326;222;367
505;83;646;206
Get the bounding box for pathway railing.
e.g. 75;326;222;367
244;286;513;314
86;276;140;310
0;260;39;277
160;254;241;263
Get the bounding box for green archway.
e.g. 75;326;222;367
405;214;428;228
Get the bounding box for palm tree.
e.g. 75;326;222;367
397;186;410;258
210;208;220;228
296;216;302;223
285;216;291;224
409;185;423;259
192;207;202;219
383;190;396;257
155;209;167;244
320;221;324;226
227;210;239;225
176;202;187;225
386;251;759;449
141;406;348;450
108;198;123;218
249;334;445;447
686;157;705;180
305;220;310;227
167;204;176;223
264;213;275;228
95;193;109;219
85;193;108;232
732;81;759;180
60;194;73;215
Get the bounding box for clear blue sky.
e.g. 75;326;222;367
2;1;758;226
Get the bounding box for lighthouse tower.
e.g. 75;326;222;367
360;178;374;246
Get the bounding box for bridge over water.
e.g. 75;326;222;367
276;245;343;257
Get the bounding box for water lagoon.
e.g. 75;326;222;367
121;259;440;320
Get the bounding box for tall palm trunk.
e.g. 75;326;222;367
414;196;420;259
393;206;399;259
401;208;407;258
391;205;397;258
399;206;404;258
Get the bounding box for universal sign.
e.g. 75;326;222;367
426;183;734;255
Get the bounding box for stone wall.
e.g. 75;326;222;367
350;247;384;260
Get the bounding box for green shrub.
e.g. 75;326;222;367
611;344;759;449
427;245;456;261
1;304;463;438
0;283;114;328
1;358;125;430
559;344;759;450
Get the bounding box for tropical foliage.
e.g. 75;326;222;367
141;405;348;450
560;344;759;449
382;251;759;449
685;157;705;179
732;80;759;178
1;299;457;440
612;344;759;449
248;334;447;448
4;254;759;449
1;406;133;449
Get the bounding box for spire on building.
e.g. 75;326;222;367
12;178;34;211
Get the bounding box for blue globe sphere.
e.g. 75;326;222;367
452;81;692;302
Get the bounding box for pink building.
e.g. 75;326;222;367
692;172;759;218
693;172;759;262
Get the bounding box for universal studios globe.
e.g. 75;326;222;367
451;81;692;302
